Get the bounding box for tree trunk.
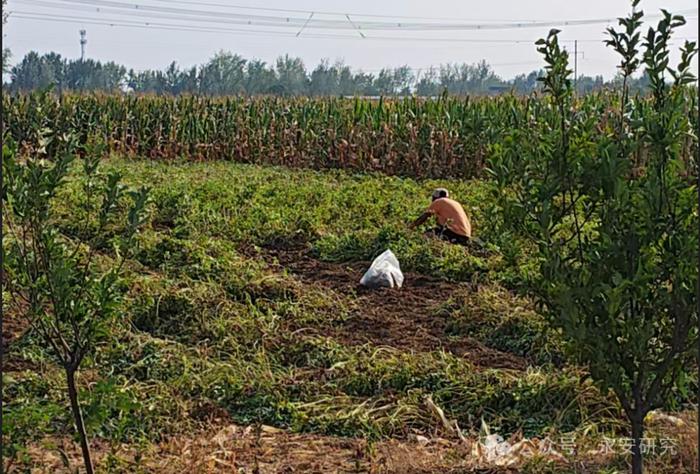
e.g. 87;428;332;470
66;368;94;474
631;414;644;474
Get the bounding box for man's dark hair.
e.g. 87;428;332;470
432;188;449;201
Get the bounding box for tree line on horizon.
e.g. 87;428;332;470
5;49;652;96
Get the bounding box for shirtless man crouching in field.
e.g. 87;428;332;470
409;188;472;245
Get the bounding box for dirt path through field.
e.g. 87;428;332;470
256;243;527;371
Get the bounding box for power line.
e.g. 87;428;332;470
19;0;697;37
98;0;700;24
11;11;698;46
15;0;698;32
295;12;313;38
16;0;337;31
11;12;305;37
146;0;552;22
345;14;366;39
1;11;579;43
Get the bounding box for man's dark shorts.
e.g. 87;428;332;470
425;226;470;245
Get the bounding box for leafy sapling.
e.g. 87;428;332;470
488;2;698;473
2;133;149;474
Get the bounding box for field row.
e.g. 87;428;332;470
6;91;696;179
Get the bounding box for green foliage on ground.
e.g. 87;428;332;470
4;158;631;459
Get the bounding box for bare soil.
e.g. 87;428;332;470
257;243;527;371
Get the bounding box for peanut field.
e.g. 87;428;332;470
2;151;697;472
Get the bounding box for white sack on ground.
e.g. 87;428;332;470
360;249;404;289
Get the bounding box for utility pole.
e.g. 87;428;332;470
574;40;578;95
80;29;87;61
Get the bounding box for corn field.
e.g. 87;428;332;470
2;90;697;178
